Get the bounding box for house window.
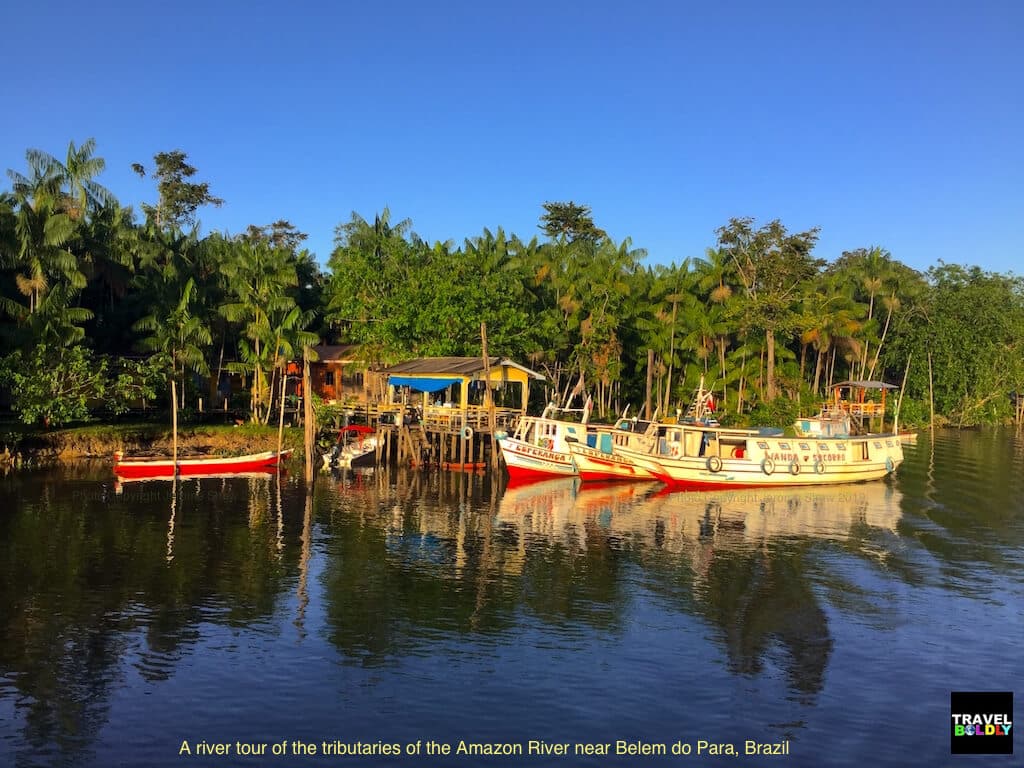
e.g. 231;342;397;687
324;372;335;386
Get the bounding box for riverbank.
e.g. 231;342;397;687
0;422;307;466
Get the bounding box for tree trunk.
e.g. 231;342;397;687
251;337;261;422
813;347;825;396
665;299;678;411
644;349;654;420
861;293;876;378
765;329;777;400
867;297;896;381
718;338;728;409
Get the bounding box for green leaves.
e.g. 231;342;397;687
0;344;161;427
133;150;223;230
217;237;318;422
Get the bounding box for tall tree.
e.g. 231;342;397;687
715;217;823;400
132;150;223;229
133;276;212;388
539;201;607;244
4;149;89;342
220;239;317;422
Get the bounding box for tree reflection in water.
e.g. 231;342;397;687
6;437;1020;768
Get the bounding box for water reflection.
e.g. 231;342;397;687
495;479;903;701
0;470;302;767
0;434;1021;768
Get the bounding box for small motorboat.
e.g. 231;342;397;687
323;425;377;469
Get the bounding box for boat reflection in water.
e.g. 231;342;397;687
496;477;902;550
649;482;903;543
496;477;903;700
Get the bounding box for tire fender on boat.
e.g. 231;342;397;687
761;457;775;475
706;455;722;473
814;459;826;474
789;460;801;475
461;426;474;441
539;437;552;449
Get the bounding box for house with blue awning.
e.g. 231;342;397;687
381;356;544;415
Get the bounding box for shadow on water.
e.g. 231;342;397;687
0;432;1021;766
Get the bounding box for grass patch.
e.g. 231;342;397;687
3;421;308;460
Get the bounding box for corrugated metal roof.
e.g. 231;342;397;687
383;357;544;379
310;344;360;362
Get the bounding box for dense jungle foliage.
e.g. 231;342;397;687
2;139;1023;428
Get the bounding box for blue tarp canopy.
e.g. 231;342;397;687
388;375;462;393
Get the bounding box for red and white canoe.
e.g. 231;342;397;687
113;449;292;479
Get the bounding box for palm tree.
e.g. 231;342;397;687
696;247;741;404
134;277;212;389
5;154;82;321
798;280;864;396
221;239;317;422
26;138;114;220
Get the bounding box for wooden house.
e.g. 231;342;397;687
380;357;543;414
296;344;373;403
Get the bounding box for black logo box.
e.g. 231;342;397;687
951;691;1013;755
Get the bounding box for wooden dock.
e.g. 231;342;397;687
323;403;518;472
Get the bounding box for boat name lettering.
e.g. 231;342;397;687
521;445;560;460
765;452;843;463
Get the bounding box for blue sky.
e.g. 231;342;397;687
3;0;1021;274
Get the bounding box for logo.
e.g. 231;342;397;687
951;691;1013;754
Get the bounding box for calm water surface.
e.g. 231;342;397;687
1;429;1022;767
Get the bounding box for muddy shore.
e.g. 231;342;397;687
0;423;308;467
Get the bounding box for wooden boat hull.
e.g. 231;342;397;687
114;450;292;479
567;441;654;482
497;435;577;481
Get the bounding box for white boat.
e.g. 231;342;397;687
566;417;659;482
613;379;903;489
617;421;902;489
495;403;591;482
568;383;728;484
323;425;378;469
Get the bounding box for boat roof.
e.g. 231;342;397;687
831;380;899;390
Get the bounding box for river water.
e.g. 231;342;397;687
0;429;1021;767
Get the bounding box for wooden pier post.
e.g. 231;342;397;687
303;349;315;485
171;380;179;474
277;365;286;463
481;322;498;470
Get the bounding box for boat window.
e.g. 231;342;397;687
873;441;883;449
799;442;810;451
779;442;790;450
818;443;829;451
757;441;768;450
837;443;847;450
